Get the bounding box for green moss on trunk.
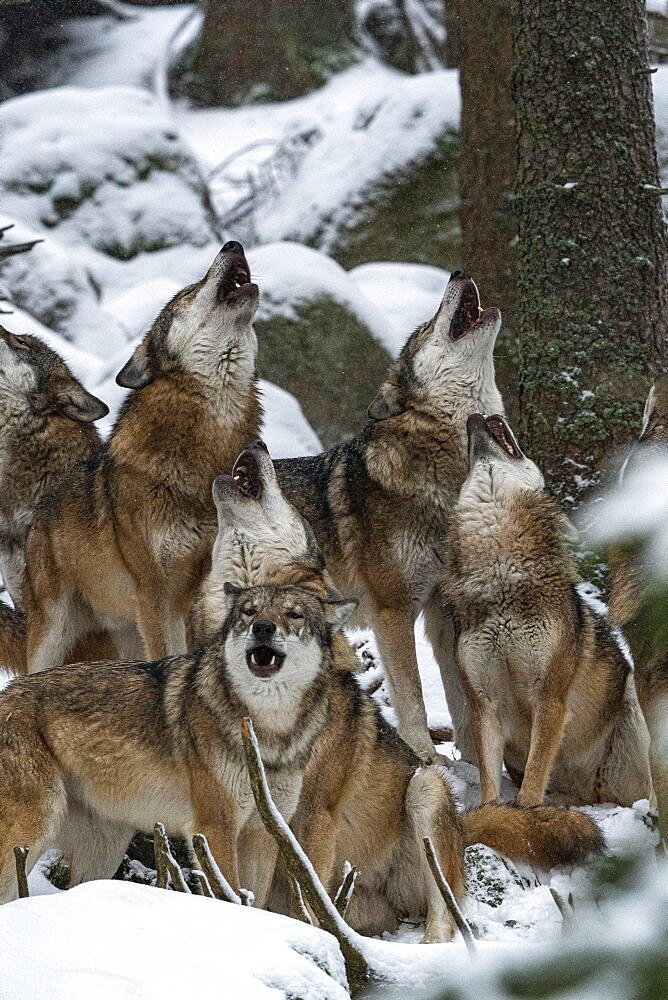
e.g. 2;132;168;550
511;0;668;502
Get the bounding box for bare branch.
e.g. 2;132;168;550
423;836;476;954
153;824;168;890
14;846;28;899
0;240;43;262
241;717;369;992
192;833;242;904
154;823;190;893
333;863;357;919
191;869;214;898
289;875;313;925
428;725;454;745
549;886;574;930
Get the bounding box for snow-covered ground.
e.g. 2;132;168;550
0;6;665;996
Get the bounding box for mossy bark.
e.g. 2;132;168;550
190;0;357;107
511;0;668;503
449;0;518;419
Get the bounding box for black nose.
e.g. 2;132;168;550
252;619;276;641
450;269;470;280
222;240;244;255
253;439;269;453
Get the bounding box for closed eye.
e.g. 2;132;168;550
286;611;304;621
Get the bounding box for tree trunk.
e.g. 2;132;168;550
511;0;668;503
191;0;356;106
450;0;518;418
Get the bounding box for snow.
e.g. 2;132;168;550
0;881;348;1000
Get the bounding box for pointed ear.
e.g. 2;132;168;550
326;597;358;632
368;381;405;421
116;341;154;390
58;383;109;423
223;582;245;597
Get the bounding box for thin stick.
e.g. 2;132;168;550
154;823;190;893
333;863;357;919
241;717;369;991
153;824;168;889
191;869;214;898
423;837;476;954
549;887;574;930
289;875;313;925
0;240;43;261
192;833;242;904
13;847;28;899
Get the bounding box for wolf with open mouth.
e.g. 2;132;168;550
189;441;350;656
274;271;504;762
24;242;262;673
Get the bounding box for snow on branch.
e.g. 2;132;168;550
423;836;476;954
240;716;370;993
153;823;190;893
192;833;243;905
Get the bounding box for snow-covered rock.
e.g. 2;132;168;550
249;242;391;446
0;87;218;260
0;881;349;1000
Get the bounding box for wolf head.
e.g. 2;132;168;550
0;325;108;424
116;241;259;389
464;413;544;498
211;442;330;592
367;272;503;423
221;583;356;709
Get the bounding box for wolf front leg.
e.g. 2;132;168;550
422;591;476;763
191;772;242;896
238;774;303;909
136;586;186;660
517;696;570;807
370;605;438;761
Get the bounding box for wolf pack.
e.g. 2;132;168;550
0;240;665;943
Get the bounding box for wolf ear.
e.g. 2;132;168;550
116;342;154;390
223;582;245;597
58;384;109;423
368;382;404;421
326;597;358;632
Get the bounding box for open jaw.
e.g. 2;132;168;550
217;255;257;305
232;449;263;501
449;277;482;341
246;644;286;678
485;415;523;459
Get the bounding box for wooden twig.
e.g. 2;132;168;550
241;717;369;991
13;846;28;899
191;869;214;898
154;824;168;889
333;863;357;919
154;823;190;893
549;887;574;930
429;725;454;745
289;875;313;924
0;240;43;262
192;833;242;904
423;837;476;954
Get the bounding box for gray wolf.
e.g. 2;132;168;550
609;377;668;834
274;271;504;761
0;583;356;907
444;412;652;807
23;242;262;672
0;325;106;611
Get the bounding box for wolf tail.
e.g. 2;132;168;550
461;803;604;867
0;602;26;673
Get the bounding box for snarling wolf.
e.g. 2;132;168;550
0;584;356;906
609;378;668;835
0;326;107;612
24;242;262;672
444;413;652;807
275;272;504;761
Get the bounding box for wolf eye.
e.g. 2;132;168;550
242;606;256;618
287;610;303;621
